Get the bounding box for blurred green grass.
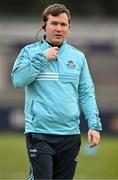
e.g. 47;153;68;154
0;133;118;179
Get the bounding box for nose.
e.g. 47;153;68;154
56;24;62;31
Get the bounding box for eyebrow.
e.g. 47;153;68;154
51;20;68;25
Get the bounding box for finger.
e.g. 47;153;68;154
89;142;96;148
94;138;100;145
88;134;95;147
90;138;99;148
53;46;59;51
88;133;91;144
89;136;95;147
94;134;100;144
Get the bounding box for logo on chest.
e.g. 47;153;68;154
67;60;76;69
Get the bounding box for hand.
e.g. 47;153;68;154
43;47;59;61
88;129;100;148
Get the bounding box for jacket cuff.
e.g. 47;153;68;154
88;123;102;131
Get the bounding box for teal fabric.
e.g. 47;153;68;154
11;38;102;134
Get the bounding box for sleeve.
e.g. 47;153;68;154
11;47;48;88
78;54;102;131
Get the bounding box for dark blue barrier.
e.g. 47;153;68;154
0;107;24;132
80;111;118;135
0;108;118;135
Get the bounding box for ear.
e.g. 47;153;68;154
67;24;70;34
41;22;46;31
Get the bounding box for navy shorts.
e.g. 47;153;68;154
25;133;81;180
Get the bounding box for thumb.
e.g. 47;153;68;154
53;46;59;50
88;131;92;144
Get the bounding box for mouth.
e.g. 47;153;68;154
54;34;63;38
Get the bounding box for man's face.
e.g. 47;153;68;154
45;13;70;45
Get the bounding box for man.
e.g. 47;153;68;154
11;3;102;180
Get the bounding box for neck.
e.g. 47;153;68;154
44;35;62;48
46;40;62;48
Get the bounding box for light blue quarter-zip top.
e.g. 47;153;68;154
11;38;102;134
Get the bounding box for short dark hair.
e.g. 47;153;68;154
42;3;71;24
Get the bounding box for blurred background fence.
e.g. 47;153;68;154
0;16;118;135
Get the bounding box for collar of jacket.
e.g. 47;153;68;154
40;36;67;54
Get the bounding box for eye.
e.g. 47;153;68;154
60;23;68;27
51;21;58;26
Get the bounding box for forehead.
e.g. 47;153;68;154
47;13;69;24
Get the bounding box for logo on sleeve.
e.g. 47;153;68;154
67;60;76;69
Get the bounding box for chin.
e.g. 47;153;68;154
53;40;63;45
54;42;61;45
52;37;64;45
